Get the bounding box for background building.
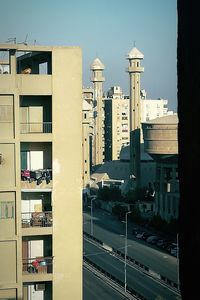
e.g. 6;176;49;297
82;97;93;188
104;87;173;162
142;114;179;222
0;44;82;300
104;86;130;161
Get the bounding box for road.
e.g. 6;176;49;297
84;239;181;300
83;268;127;300
83;208;178;284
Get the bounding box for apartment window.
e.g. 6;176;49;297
0;201;14;219
0;50;10;74
16;51;52;74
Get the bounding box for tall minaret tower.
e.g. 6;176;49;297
127;47;144;188
90;58;105;167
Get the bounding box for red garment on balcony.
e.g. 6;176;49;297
22;170;30;177
32;259;39;269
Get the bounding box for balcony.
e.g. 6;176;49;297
21;169;52;190
22;211;52;228
23;256;53;282
20;122;52;134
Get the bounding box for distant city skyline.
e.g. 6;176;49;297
0;0;177;110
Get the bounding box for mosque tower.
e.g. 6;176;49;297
90;58;105;166
126;47;144;188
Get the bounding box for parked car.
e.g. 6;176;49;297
166;242;177;253
141;233;152;241
160;240;171;250
171;247;178;257
156;239;165;247
146;235;158;244
150;236;160;244
136;232;146;239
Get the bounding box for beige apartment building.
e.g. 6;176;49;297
82;96;93;187
0;44;82;299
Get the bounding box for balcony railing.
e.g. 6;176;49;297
22;211;52;228
23;256;53;274
21;169;52;183
20;122;52;133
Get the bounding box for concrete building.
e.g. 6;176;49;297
0;44;82;299
140;89;174;122
90;58;105;167
104;86;174;162
142;114;179;222
104;86;130;161
126;47;144;188
82;98;93;187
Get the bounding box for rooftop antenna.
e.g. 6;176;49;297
18;34;28;45
6;37;16;44
134;41;136;47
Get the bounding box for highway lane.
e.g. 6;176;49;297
83;208;178;284
84;239;180;300
83;268;127;300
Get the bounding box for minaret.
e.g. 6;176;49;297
126;47;144;188
90;58;105;167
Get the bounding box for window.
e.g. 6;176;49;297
0;201;14;219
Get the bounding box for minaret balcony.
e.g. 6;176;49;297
90;76;105;82
126;66;144;73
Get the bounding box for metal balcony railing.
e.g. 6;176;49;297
22;256;53;274
22;211;52;228
21;169;52;184
20;122;52;133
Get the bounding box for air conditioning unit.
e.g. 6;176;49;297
34;283;45;291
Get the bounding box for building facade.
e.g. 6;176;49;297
104;86;173;162
0;44;82;299
104;86;130;161
90;58;105;167
82;96;93;187
142;115;179;222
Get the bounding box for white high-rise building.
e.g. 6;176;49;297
104;86;174;162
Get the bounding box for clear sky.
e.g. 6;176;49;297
0;0;177;111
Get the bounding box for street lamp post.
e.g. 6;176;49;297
125;211;131;293
177;233;179;290
90;198;94;236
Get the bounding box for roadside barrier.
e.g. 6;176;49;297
83;231;179;291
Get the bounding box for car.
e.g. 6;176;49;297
171;247;178;257
160;241;171;250
146;235;158;244
150;236;159;244
156;239;165;247
136;232;145;239
141;233;152;241
166;242;177;253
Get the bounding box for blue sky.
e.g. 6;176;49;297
0;0;177;110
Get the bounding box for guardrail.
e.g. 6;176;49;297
83;231;179;291
84;256;146;300
22;211;52;228
20;122;52;133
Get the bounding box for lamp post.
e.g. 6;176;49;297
90;197;94;236
177;233;179;290
125;211;131;293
